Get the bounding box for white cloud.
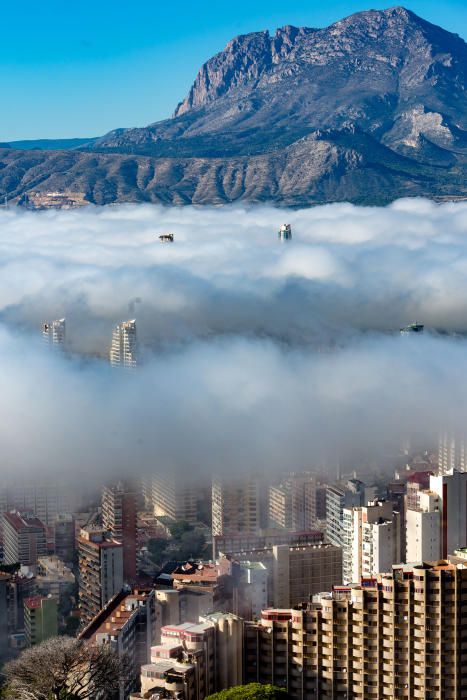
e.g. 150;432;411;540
0;198;467;481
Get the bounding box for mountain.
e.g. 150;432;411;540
1;6;466;206
4;137;98;150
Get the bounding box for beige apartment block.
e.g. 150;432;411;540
244;561;467;699
151;473;199;524
269;473;316;531
271;543;343;608
212;476;260;538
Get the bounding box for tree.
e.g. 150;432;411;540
3;636;127;700
168;520;193;540
172;529;206;560
147;537;169;565
206;683;290;700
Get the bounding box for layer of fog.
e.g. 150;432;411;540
1;198;467;481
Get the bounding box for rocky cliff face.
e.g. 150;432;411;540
174;7;466;127
173;25;313;116
1;6;466;206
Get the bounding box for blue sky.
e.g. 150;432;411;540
1;0;466;141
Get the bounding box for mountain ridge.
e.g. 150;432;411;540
1;6;466;206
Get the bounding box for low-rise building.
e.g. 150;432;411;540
24;595;58;647
132;613;243;700
155;588;214;637
238;561;268;619
79;588;157;700
35;556;75;601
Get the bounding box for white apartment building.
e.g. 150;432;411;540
343;500;400;584
438;432;467;475
42;318;66;346
269;472;316;531
110;319;138;368
151;473;198;524
406;489;441;562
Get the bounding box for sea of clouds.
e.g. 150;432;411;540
1;198;467;480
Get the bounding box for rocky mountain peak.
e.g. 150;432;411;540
173;6;464;118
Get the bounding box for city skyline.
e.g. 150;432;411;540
1;1;467;694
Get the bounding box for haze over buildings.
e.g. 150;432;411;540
1;5;467;695
1;202;467;481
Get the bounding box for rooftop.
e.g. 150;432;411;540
24;596;49;610
3;511;45;531
240;561;268;570
79;589;152;640
161;621;214;637
171;561;218;584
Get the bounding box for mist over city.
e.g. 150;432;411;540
0;199;467;481
2;1;467;698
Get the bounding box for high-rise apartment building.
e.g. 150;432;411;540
2;512;47;566
110;319;138;368
53;513;75;563
244;561;467;699
270;543;342;608
386;479;407;561
430;469;467;557
78;526;123;628
213;528;324;560
438;432;467;475
24;595;58;647
212;477;260;541
342;500;400;583
150;473;199;524
4;482;73;526
325;479;376;548
102;482;137;582
42;318;66;347
0;573;11;658
269;473;316;531
5;572;37;635
406;489;441;562
406;470;433;509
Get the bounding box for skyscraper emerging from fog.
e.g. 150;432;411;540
110;319;138;368
439;432;467;475
212;477;260;550
150;473;199;525
269;473;316;531
42;318;66;346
